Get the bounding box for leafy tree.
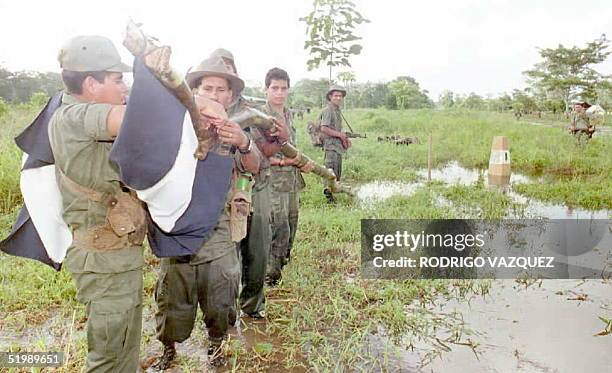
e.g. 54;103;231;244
524;34;611;110
290;78;330;108
352;82;389;108
387;76;433;109
301;0;369;83
0;66;62;103
512;89;539;113
460;93;485;110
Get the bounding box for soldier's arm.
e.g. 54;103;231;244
238;135;261;174
250;127;282;157
320;108;347;140
320;125;347;140
106;105;127;137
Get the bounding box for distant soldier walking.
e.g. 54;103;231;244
319;85;351;204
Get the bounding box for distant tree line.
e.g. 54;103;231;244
1;34;609;115
286;75;433;110
0;66;62;103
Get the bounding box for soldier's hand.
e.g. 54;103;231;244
273;118;290;144
211;119;248;148
342;137;352;149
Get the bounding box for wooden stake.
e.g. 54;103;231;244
428;133;432;181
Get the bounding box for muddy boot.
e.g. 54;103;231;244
242;309;266;319
323;189;336;204
207;341;227;367
265;269;281;287
152;342;176;371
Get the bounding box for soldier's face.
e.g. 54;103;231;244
266;79;289;107
574;104;585;113
196;76;233;108
90;72;128;105
330;91;344;106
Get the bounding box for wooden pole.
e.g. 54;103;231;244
428;133;432;181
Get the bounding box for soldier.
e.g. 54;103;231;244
49;35;145;372
210;48;247;116
208;50;289;318
319;85;351;204
569;99;595;138
154;56;261;368
261;68;313;284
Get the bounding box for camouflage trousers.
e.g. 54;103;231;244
155;250;240;347
324;150;343;189
68;249;143;373
239;184;272;314
268;189;300;281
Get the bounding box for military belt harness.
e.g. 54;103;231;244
58;169;146;251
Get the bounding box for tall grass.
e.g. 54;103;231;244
0;105;609;370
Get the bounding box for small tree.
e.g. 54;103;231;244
387;76;433;109
301;0;369;83
29;91;49;108
337;71;356;108
524;34;611;111
460;93;486;110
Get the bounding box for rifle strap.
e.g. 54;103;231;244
339;111;355;134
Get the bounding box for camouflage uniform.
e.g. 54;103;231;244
155;57;257;358
49;94;145;373
321;102;345;186
228;98;273;316
264;104;306;282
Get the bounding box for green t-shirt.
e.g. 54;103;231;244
320;103;345;154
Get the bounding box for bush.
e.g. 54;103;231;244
29;92;49;109
363;111;376;120
0;98;7;118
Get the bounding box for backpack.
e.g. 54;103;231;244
306;119;323;147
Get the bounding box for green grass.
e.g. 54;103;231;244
0;105;609;371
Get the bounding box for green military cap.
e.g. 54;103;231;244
58;35;131;72
186;56;245;95
209;48;237;74
326;85;347;100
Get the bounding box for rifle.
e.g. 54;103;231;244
229;108;354;195
339;111;366;139
344;131;366;139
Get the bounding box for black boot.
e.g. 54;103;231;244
152;342;176;371
324;189;336;204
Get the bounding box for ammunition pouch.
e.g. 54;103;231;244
229;171;254;242
59;170;146;251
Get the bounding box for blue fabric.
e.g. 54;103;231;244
110;57;185;190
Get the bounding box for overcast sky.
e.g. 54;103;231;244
0;0;610;99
